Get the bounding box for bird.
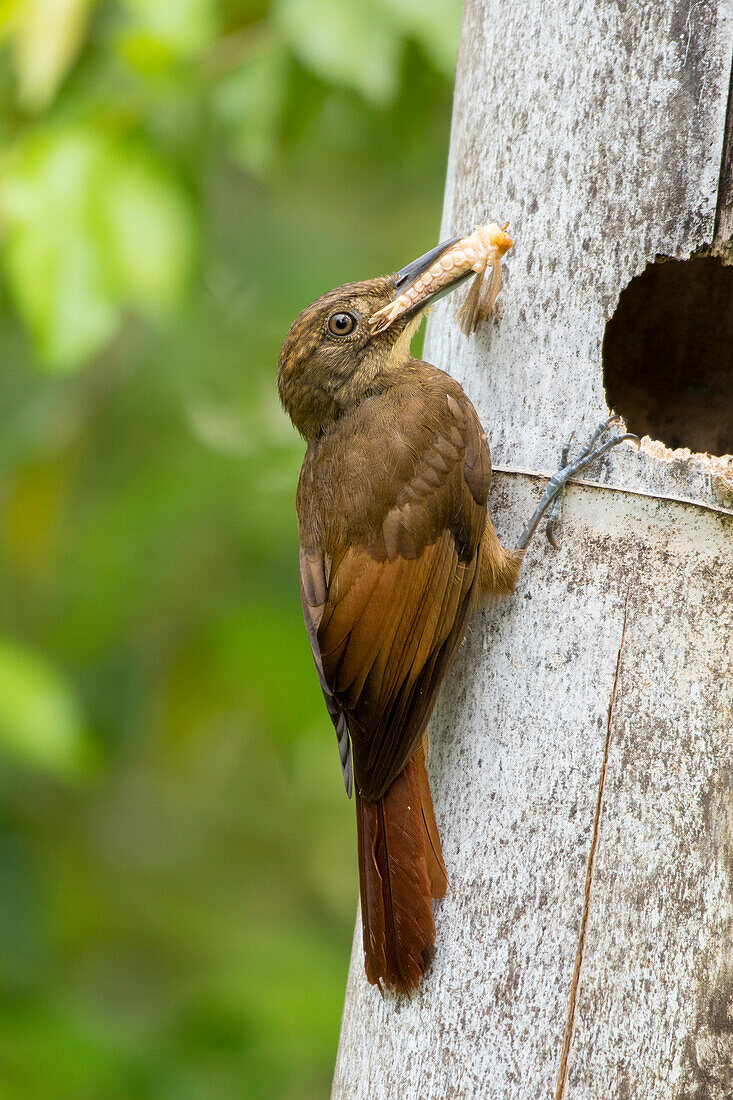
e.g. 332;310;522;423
277;226;635;994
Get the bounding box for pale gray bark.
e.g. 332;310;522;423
332;2;733;1097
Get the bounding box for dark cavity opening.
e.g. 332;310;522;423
602;255;733;456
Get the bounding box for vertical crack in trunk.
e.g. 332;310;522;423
554;588;630;1100
713;42;733;246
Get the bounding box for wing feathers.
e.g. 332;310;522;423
415;737;447;899
300;382;492;800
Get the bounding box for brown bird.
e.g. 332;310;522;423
278;227;635;994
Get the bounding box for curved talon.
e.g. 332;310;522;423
546;518;561;549
545;475;566;547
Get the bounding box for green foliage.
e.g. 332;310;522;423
122;0;217;59
0;0;460;1096
274;0;403;105
11;0;94;112
212;37;289;176
0;127;195;369
0;637;93;773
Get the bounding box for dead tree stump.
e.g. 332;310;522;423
333;3;733;1096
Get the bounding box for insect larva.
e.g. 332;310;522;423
369;223;513;335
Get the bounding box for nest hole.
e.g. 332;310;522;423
602;255;733;457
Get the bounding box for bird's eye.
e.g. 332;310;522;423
327;311;357;337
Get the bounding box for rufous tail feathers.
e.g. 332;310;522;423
355;739;446;993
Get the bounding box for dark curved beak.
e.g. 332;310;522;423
394;237;461;291
392;236;473;313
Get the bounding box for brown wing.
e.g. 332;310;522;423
300;547;353;796
301;389;491;801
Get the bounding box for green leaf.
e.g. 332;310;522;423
12;0;94;111
100;148;195;314
121;0;216;65
0;128;118;370
0;638;94;775
213;40;289;177
274;0;402;106
386;0;461;77
0;127;195;370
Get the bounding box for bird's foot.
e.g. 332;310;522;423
517;416;639;551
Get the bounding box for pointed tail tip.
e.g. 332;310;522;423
355;748;447;995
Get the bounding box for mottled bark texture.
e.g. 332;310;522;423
333;2;733;1097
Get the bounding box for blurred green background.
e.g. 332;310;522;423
0;2;460;1096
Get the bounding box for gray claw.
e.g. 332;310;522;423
545;517;561;549
518;417;639;552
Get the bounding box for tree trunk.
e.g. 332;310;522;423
332;2;733;1097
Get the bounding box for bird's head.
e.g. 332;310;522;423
277;226;512;439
